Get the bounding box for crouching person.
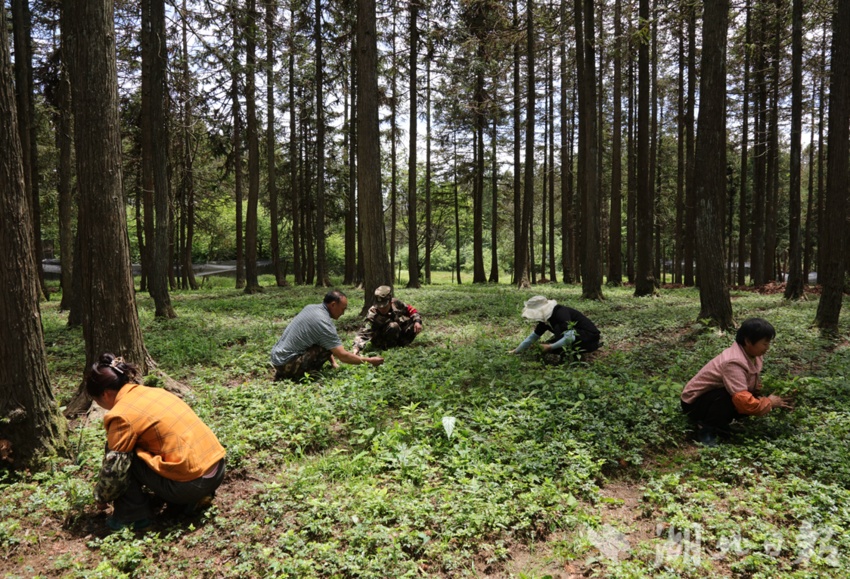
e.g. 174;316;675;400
680;318;793;446
87;353;226;530
352;286;423;355
271;290;384;381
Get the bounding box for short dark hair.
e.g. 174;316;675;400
323;290;347;305
735;318;776;346
85;353;140;398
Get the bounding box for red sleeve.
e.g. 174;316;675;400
406;305;419;317
731;391;772;416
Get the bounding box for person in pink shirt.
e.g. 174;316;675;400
680;318;793;446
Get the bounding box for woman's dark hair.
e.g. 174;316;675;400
735;318;776;346
85;353;140;398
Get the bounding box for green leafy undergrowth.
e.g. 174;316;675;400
5;281;850;577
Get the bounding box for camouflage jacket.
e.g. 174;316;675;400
94;448;133;503
353;298;422;352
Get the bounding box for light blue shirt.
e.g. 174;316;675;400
270;303;343;366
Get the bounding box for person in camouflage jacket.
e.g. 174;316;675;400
352;286;423;355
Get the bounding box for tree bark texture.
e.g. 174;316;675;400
579;0;602;300
0;6;66;467
693;0;734;329
141;0;176;317
636;0;655;297
357;0;392;311
408;0;421;288
815;0;850;331
515;0;535;288
64;0;148;415
314;0;329;287
608;0;623;286
784;0;804;300
11;0;48;301
244;0;263;292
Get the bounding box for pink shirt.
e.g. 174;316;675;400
681;342;771;416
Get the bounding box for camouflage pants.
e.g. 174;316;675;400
371;319;417;350
273;345;333;381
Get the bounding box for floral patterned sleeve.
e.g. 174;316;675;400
94;449;133;503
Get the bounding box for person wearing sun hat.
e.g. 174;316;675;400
510;296;601;363
352;285;423;355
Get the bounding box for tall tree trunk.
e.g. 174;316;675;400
815;31;826;285
634;0;655;296
11;0;48;301
512;0;521;283
596;1;606;283
408;0;421;288
675;4;685;284
57;34;75;310
453;133;463;285
737;0;751;286
65;0;149;415
473;45;486;284
515;0;535;288
0;5;66;467
608;0;623;286
650;4;660;281
575;0;587;286
547;47;556;283
232;4;246;289
314;0;329;287
179;0;199;291
803;74;816;281
390;12;398;277
559;1;574;284
344;26;357;285
683;4;696;286
763;1;780;283
244;0;262;293
357;0;392;311
425;35;433;284
266;0;284;286
580;0;602;299
784;0;804;299
490;113;500;283
626;34;636;282
303;140;315;284
815;0;850;331
694;0;733;329
289;8;302;285
751;3;767;285
541;76;548;279
142;0;176;317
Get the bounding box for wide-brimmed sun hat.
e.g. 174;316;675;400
521;296;557;322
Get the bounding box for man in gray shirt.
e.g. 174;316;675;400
271;290;384;381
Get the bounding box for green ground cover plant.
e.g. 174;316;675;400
2;280;849;578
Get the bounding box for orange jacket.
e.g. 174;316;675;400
104;383;226;481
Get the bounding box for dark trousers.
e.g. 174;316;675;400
114;457;225;523
273;345;333;381
371;320;417;350
680;389;742;432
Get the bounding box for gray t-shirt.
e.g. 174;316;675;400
270;303;343;366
